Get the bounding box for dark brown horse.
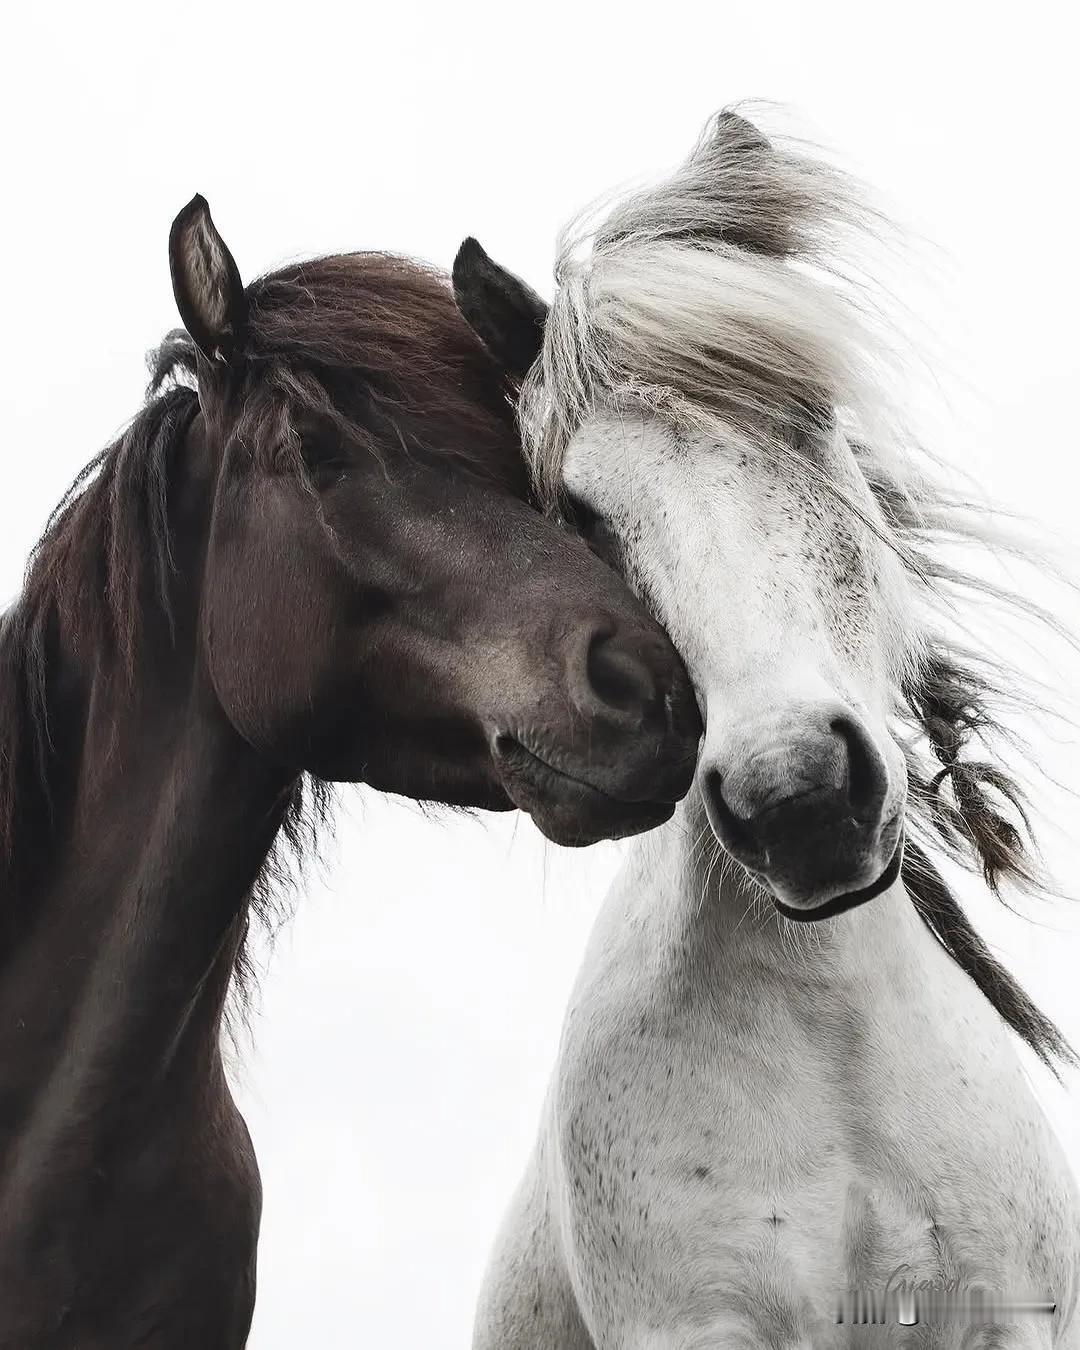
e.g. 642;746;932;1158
0;198;701;1349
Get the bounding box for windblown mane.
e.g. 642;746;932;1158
0;253;521;1004
522;108;1076;1070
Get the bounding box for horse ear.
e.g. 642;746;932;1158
693;110;793;257
709;109;773;158
452;237;547;381
169;195;248;365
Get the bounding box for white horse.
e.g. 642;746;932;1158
453;110;1080;1349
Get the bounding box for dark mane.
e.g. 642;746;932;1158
0;253;522;991
0;366;200;910
900;647;1076;1072
241;253;522;482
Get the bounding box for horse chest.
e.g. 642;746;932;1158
552;920;1079;1348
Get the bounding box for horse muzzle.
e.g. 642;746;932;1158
700;698;905;917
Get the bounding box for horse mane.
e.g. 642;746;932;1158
0;252;521;1007
521;107;1077;1071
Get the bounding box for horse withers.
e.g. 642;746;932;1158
0;200;701;1348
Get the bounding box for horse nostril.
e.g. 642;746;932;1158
831;714;886;818
702;767;755;852
584;631;659;718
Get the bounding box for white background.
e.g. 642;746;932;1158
3;4;1079;1346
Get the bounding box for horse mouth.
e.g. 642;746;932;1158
492;736;677;846
771;833;905;923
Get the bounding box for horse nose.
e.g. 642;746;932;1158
581;628;664;722
706;706;888;828
564;623;664;729
564;620;702;774
701;701;894;911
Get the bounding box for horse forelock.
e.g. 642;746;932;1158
522;105;1077;1068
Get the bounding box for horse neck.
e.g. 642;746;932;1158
0;415;294;1166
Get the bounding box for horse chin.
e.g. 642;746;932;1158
531;797;677;848
765;831;906;922
492;737;678;846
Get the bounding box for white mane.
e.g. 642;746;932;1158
521;106;1077;1067
523;110;904;486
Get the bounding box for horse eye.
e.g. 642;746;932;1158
561;494;624;570
561;493;602;537
298;428;350;479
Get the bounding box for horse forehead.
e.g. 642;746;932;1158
570;417;840;542
564;418;870;604
564;412;682;484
